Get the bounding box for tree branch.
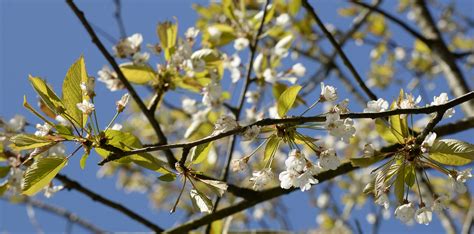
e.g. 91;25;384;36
99;91;474;163
55;174;163;232
2;197;106;234
302;0;378;101
65;0;178;168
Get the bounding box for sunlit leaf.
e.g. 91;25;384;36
190;189;212;213
191;142;214;164
277;85;301;117
264;134;281;161
120;63;157;84
429;139;474;166
28;75;65;115
22;157;67;196
62;56;88;127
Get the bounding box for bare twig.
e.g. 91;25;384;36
113;0;127;38
56;174;163;232
2;197;106;234
302;0;378;101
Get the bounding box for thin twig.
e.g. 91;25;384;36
302;0;378;101
113;0;127;38
2;197;106;234
98;91;474;163
56;173;163;232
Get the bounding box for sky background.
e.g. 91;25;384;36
1;0;473;233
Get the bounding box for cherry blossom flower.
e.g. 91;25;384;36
113;33;143;58
181;98;198;114
394;202;416;223
318;149;340;170
76;100;95;115
375;193;390;209
363;98;388;113
80;77;95;97
231;159;247;172
250;168;273;190
363;144;375;157
98;65;124;91
415;207;432;225
291;63;306;77
207;26;221;40
234;37;250;51
274;35;293;58
43;184;63;198
34;123;51;137
449;168;472;193
213;115;239;134
431;93;455;118
132;52;150;64
276;13;290;27
320;82;337;102
431;195;448;214
241;125;260;141
421;132;436;154
116;93;130;112
398;93;421;118
185;27;199;41
4;115;26;132
202;82;222;108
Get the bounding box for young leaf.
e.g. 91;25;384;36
80;153;89;170
120;63;157;84
62;56;88;128
375;119;399;144
264;134;281;161
191;142;213;164
157;21;178;61
350;154;384;168
389;102;408;143
22;157;68;196
277;85;301;117
198;179;228;197
28;75;65;114
158;173;177;182
10;134;55;151
0;166;10;179
190;189;213;213
429;139;474;166
394;167;405;204
404;164;415;188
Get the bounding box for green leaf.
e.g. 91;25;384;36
80;153;89;170
28;75;65;114
191;142;214;164
394;166;405;204
198;179;228;197
350;154;384;167
375;119;399;144
288;0;302;16
62;56;88;127
429;139;474;166
264;135;281;161
10;134;55;151
0;166;10;179
157;21;178;61
404;164;415;187
0;181;8;196
22;157;68;196
120;64;157;84
158;173;177;182
389;102;409;143
190;189;213;213
277;85;301;117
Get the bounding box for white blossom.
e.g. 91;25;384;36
364;98;389;113
291;63;306;77
431;195;448;214
213;115;238;134
450;168;472;193
34;123;52;137
80;77;95;97
250;168;273;190
320;82;337;102
116;93;130;112
55;115;69;126
274;35;293;58
421;132;436;153
111;123;123;130
132;52;150;64
318;149;340;170
113;33;143;58
415;207;432;225
394;202;416;223
375;193;390;209
231;159;247;172
76;100;95;115
182;98;198;114
253;53;263;74
207;26;221;40
431;93;455;118
363;144;375;157
325;113;355;143
43;184;63;198
202;82;222;108
5;115;26;132
234;37;250;51
185;27;200;40
399;93;421;118
245;90;260;104
241;125;260;141
394;47;406;61
276;13;290;27
98;65;124;91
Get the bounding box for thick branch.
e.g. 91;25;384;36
66;0;178;168
99;91;474;163
56;174;163;232
302;0;378;101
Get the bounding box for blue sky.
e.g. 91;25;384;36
1;0;473;233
